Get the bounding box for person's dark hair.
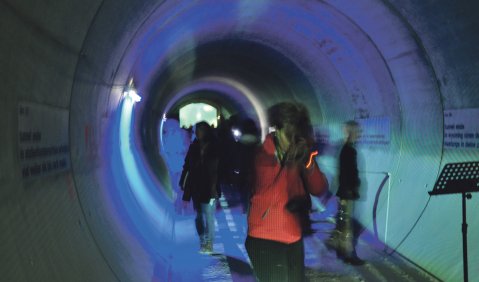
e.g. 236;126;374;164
268;102;314;164
241;118;259;136
195;121;214;141
344;120;359;128
343;120;360;143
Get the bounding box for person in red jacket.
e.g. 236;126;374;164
245;102;329;282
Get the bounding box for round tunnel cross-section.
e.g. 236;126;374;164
72;0;444;277
69;1;464;281
3;0;479;281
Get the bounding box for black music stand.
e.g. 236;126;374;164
428;161;479;282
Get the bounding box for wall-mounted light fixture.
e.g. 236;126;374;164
123;78;142;103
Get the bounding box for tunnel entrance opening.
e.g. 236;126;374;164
178;102;218;129
157;84;263;209
140;38;321;194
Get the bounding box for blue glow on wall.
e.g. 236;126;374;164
103;98;176;277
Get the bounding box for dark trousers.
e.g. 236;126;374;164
332;199;357;256
245;236;305;282
194;201;215;244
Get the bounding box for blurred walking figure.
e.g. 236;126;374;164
179;122;219;254
245;102;328;282
160;119;191;213
326;120;365;265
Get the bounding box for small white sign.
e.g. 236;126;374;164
444;108;479;149
18;102;70;179
312;117;391;150
356;116;391;147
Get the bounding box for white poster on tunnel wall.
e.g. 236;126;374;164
356;116;391;148
18;102;70;179
312;116;391;153
444;108;479;149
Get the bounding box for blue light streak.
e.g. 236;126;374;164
103;98;176;274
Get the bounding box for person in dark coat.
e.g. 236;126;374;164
179;121;219;254
326;120;365;265
236;118;260;213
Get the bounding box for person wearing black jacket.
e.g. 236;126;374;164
179;121;219;254
326;120;365;265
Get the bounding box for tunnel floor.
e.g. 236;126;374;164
151;186;440;282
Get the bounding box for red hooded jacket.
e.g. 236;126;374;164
247;134;329;244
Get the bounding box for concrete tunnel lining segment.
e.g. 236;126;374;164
2;0;479;281
71;1;444;280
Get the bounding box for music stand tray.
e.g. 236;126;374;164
429;161;479;282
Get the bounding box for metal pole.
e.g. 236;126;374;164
461;192;468;282
384;173;391;246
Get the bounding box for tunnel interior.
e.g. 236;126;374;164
144;38;320;161
2;0;479;281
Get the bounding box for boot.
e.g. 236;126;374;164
203;241;213;254
343;254;365;266
199;239;207;254
324;236;338;252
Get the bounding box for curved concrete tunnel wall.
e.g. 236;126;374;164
2;0;479;281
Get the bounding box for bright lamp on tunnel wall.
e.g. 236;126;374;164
126;89;141;103
123;79;142;103
179;103;218;128
124;88;141;103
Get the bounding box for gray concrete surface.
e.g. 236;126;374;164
1;0;479;281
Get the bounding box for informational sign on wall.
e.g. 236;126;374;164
311;116;391;154
356;116;391;147
444;108;479;149
18;102;70;179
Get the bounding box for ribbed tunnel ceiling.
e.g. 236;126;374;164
2;0;479;281
143;37;319;152
148;38;317;112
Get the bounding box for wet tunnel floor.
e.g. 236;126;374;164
161;189;439;282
